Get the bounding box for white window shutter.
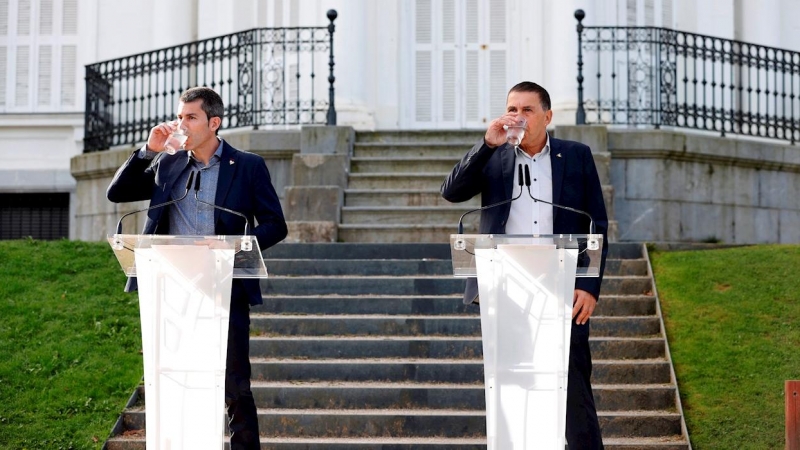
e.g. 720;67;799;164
415;51;432;122
442;50;455;121
0;0;9;35
62;0;77;34
489;49;506;117
626;0;637;26
60;44;75;106
17;0;29;35
39;0;52;34
15;44;29;106
415;0;433;122
489;0;505;43
644;0;655;26
465;49;479;121
661;0;673;27
37;44;50;105
0;46;6;107
465;0;478;44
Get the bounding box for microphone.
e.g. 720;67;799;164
522;164;599;249
114;171;195;235
456;164;525;234
192;171;253;251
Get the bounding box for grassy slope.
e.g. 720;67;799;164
0;239;142;450
650;244;800;449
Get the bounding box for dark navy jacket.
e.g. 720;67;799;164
107;140;288;306
441;137;609;304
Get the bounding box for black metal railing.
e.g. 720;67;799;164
575;9;800;144
84;10;337;153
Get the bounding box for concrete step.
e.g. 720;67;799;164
261;276;466;296
251;358;484;383
267;259;456;276
247;381;676;413
355;130;485;144
250;358;669;385
116;408;681;439
251;381;484;410
351;157;459;174
249;314;660;338
262;242;644;261
348;173;449;190
345;189;480;208
106;437;489;450
341;206;472;226
598;411;683;439
263;243;455;260
254;295;472;315
105;436;689;450
249;336;663;361
592;360;672;385
593;384;678;412
601;437;690;450
255;295;655;317
353;143;475;158
261;275;652;297
337;224;479;243
267;257;645;277
250;336;484;359
595;296;656;316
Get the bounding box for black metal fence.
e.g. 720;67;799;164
575;9;800;144
84;10;338;153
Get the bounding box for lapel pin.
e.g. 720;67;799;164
557;153;562;158
229;159;235;165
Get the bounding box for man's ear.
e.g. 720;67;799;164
545;109;553;126
209;116;222;133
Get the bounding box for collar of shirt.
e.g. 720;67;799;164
514;133;551;160
188;137;224;168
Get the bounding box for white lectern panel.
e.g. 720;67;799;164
135;244;234;450
475;245;578;450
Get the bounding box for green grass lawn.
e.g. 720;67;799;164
0;239;142;450
650;244;800;449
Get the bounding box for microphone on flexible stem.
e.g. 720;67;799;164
114;171;195;236
522;164;600;250
456;164;526;235
192;171;253;251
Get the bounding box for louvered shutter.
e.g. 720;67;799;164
463;0;479;123
487;0;506;119
440;0;457;123
415;0;433;122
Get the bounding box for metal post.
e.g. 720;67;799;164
575;9;586;125
326;9;337;126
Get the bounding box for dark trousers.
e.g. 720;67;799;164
226;297;260;450
566;319;604;449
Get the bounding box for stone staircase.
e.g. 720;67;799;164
103;241;689;449
338;130;617;243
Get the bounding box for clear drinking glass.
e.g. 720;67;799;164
163;121;188;155
504;117;527;148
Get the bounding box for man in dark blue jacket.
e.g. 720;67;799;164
107;87;287;449
441;81;608;449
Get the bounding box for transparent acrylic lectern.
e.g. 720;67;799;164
451;233;603;449
107;234;267;450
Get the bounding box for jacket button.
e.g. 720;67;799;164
500;220;506;226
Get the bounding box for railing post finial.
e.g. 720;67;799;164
326;9;337;126
575;9;586;125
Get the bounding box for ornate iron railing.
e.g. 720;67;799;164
575;9;800;144
84;10;337;153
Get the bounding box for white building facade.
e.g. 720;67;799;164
1;0;798;239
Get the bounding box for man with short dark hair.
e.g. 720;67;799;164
441;81;608;448
107;86;287;449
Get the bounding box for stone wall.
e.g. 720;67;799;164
589;127;800;244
